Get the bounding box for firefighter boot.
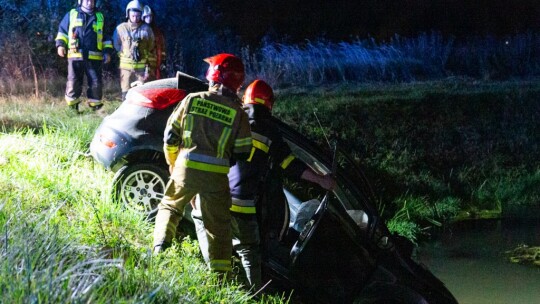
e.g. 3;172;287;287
69;103;81;114
153;241;171;255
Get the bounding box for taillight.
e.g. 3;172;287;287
99;134;117;148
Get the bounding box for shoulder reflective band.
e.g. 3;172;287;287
280;154;296;169
189;98;237;126
252;132;272;147
247;132;272;161
252;139;270;153
246;139;269;162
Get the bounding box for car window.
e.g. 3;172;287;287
283;138;372;232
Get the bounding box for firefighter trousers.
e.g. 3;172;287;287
65;59;103;107
192;197;262;289
119;68;154;101
153;178;233;272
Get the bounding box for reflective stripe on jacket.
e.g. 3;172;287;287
55;8;113;61
228;104;308;214
113;22;155;70
164;87;252;178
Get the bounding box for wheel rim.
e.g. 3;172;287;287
120;169;166;214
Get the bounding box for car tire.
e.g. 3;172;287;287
112;163;169;219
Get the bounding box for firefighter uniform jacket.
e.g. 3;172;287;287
228;104;308;214
55;8;113;61
164;87;252;190
113;22;155;71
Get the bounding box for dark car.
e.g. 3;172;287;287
90;73;458;304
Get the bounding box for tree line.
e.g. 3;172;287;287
0;0;538;91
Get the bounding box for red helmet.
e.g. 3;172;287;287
243;80;274;110
204;53;245;91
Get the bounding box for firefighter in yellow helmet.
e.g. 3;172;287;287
142;5;167;79
113;0;156;101
55;0;113;113
152;54;252;274
192;79;336;289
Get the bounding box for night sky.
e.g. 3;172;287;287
210;0;540;43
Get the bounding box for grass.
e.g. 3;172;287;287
272;79;540;238
1;77;539;300
0;95;287;303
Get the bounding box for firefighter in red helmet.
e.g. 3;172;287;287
153;54;252;275
192;79;336;289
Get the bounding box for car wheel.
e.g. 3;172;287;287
112;163;169;219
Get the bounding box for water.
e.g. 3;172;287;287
416;219;540;304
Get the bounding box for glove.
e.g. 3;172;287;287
57;46;66;57
103;53;111;64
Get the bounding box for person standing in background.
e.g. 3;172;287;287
55;0;113;113
142;5;167;79
113;0;155;101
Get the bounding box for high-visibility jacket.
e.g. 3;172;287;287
55;8;113;61
164;86;252;189
228;104;308;214
113;22;155;70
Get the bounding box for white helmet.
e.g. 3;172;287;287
78;0;96;7
125;0;143;18
142;5;153;18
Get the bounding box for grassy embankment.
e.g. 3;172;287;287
273;79;540;241
1;79;539;301
0;95;288;303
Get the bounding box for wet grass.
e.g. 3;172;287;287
0;95;287;303
1;78;538;300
